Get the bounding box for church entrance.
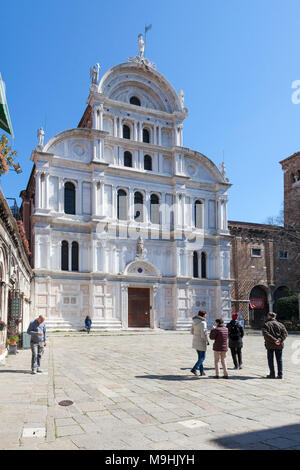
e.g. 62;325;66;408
128;288;151;327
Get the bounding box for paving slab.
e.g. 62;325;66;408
1;332;300;449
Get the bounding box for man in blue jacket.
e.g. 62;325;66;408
27;315;46;374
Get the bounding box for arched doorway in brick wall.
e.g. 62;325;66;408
273;286;290;308
249;285;269;329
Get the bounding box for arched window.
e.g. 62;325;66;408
150;194;160;224
117;189;128;220
144;155;152;171
123;124;131;139
193;251;199;278
72;241;79;272
201;252;207;279
61;241;69;271
195;200;203;228
64;182;76;215
130;96;141;106
143;128;150;143
124;151;132;168
134;192;144;222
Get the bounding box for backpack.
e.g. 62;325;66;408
229;321;241;341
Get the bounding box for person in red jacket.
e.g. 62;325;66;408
209;318;229;379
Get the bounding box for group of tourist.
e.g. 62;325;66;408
26;310;288;379
191;310;288;379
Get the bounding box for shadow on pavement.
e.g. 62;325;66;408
136;374;262;381
136;374;202;381
0;369;32;374
212;423;300;450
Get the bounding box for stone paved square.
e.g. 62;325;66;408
1;330;300;450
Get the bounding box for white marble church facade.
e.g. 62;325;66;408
27;43;231;330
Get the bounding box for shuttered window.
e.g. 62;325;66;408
117;189;128;220
195;200;203;228
134;192;144;222
150;194;160;224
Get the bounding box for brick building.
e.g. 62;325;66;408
229;151;300;328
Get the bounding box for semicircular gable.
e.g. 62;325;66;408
185;152;229;185
43;130;93;162
99;63;183;114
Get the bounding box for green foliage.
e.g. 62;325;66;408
6;335;19;344
275;295;299;320
0;134;18;174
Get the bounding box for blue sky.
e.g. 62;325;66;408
1;0;300;223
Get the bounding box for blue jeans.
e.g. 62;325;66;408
267;349;283;377
31;342;44;371
192;350;206;374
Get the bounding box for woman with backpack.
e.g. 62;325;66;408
227;312;244;369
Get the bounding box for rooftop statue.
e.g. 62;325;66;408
127;34;156;70
90;63;100;85
138;34;145;58
36;127;45;150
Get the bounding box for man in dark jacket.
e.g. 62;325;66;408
262;312;288;379
210;318;229;379
227;313;244;370
27;315;46;374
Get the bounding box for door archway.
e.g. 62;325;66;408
249;285;269;329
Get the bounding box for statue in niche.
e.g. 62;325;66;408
136;236;147;259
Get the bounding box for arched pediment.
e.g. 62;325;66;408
123;260;161;277
99;63;184;114
184;151;231;185
42;129;92;162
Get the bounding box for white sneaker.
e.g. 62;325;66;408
31;370;37;374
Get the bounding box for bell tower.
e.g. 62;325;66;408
280;152;300;229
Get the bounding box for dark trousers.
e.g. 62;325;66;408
192;350;206;375
230;347;242;368
267;349;283;377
